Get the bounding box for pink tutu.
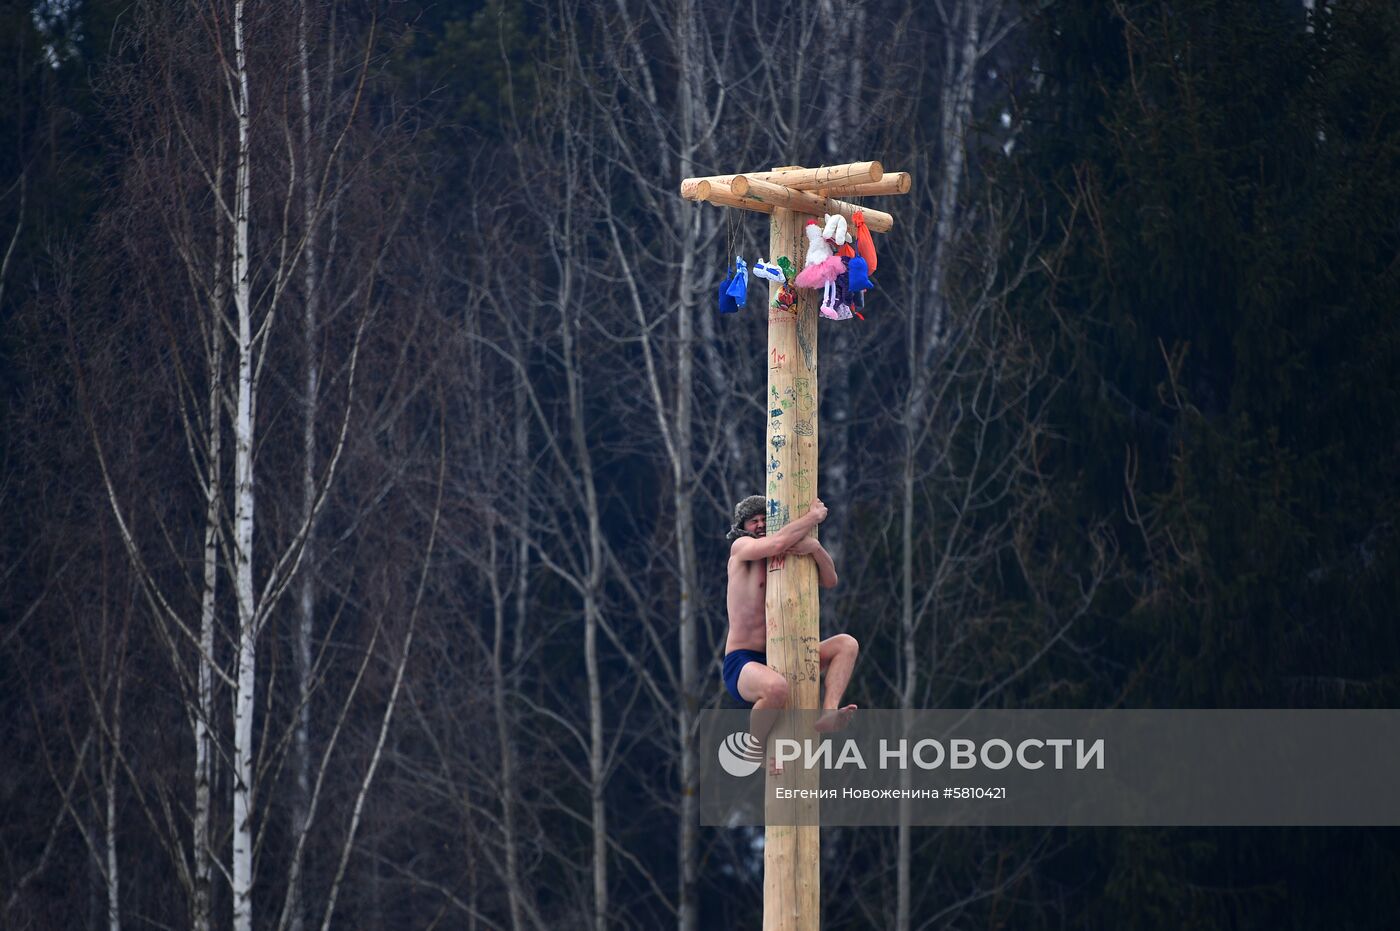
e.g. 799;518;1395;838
794;255;844;289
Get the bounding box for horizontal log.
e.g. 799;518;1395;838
731;176;894;232
811;173;912;197
679;176;893;231
680;160;883;196
679;178;711;201
755;161;883;189
689;181;775;215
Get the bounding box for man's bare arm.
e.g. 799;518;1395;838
730;499;829;562
786;537;839;588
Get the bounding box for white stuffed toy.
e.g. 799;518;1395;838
795;220;844;289
802;222;832;268
822;212;849;246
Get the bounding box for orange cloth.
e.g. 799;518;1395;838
838;243;856;258
853;211;877;274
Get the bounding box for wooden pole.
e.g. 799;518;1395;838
763;206;821;931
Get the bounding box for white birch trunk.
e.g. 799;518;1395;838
488;524;527;931
558;242;608;930
585;592;607;931
230;4;257;929
194;309;221;931
104;711;121;931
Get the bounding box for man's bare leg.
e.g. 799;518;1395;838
815;634;859;733
750;698;786;776
738;663;790;774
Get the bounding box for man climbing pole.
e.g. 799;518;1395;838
678;163;905;930
721;495;859;773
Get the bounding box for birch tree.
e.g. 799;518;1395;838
62;3;428;928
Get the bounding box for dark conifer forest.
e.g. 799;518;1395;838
3;0;1399;928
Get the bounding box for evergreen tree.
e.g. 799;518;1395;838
1009;1;1400;925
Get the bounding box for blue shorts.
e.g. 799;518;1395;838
722;649;767;706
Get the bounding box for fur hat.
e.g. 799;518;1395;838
726;495;768;541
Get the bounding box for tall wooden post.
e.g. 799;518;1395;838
763;205;821;930
677;160;906;931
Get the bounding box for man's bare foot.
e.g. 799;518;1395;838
768;756;785;777
814;704;857;733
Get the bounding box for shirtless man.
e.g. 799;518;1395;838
721;495;859;771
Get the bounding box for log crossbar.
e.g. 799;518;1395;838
679;161;909;232
702;160;883;190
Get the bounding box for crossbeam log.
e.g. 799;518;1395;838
688;160;882;192
681;163;909;201
679;179;775;216
732;176;894;232
810;172;912;197
680;178;893;232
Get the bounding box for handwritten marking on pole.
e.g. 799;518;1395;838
770;348;787;369
795;378;815;412
794;420;813;437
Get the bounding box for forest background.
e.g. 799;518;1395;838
3;0;1399;928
